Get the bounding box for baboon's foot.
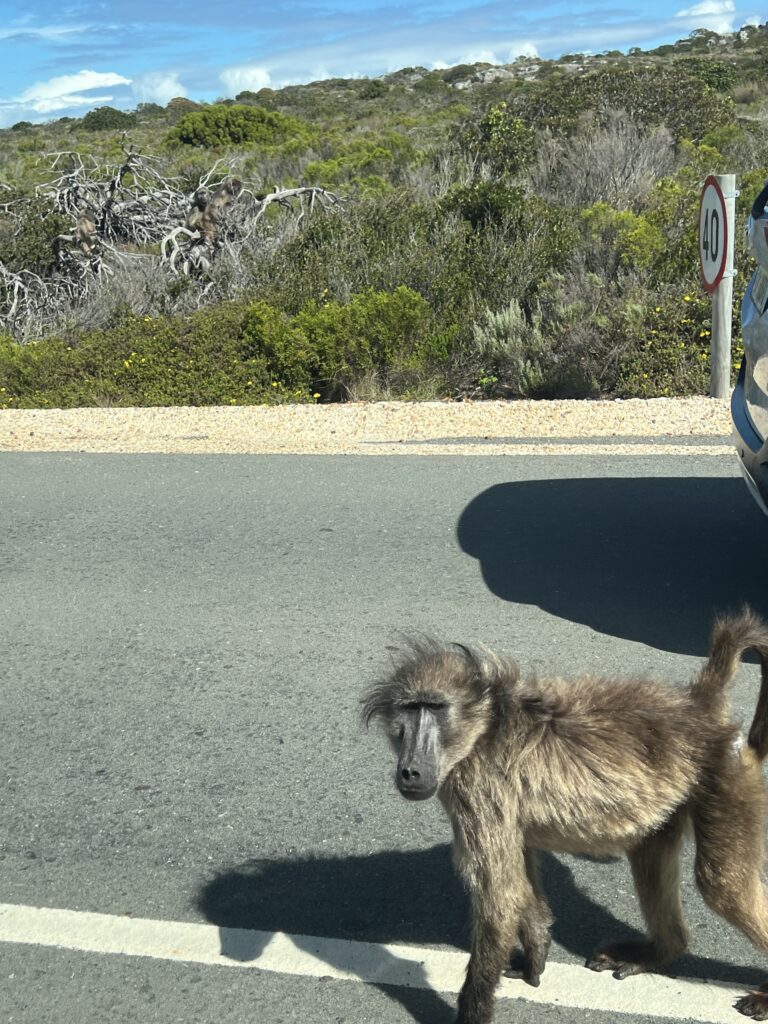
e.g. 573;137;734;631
735;982;768;1021
502;949;542;987
586;941;664;980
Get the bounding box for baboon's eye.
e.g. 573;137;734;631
402;701;446;712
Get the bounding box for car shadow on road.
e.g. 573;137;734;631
196;844;757;1023
457;476;768;655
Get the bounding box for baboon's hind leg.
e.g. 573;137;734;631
588;810;689;979
692;760;768;1020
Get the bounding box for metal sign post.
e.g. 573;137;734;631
699;174;736;399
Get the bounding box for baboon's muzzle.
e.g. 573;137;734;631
396;706;440;800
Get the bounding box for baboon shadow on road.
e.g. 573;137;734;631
197;845;756;1024
457;476;768;655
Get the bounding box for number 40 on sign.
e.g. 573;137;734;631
699;175;729;294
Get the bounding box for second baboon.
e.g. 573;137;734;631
362;609;768;1024
184;177;243;246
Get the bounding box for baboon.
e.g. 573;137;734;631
362;609;768;1024
74;208;98;257
184;177;243;246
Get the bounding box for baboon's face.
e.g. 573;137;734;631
364;647;493;801
389;699;448;800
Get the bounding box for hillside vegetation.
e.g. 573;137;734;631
2;25;768;407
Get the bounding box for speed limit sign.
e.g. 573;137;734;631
699;175;728;293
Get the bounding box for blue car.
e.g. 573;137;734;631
732;180;768;516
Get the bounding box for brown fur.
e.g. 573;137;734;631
362;609;768;1024
185;177;243;246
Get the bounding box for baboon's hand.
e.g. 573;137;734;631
735;983;768;1021
586;941;661;980
502;949;543;987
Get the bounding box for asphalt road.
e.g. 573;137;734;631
2;449;768;1023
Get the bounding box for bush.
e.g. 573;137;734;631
0;196;67;276
294;286;445;399
614;291;716;397
359;80;388;100
457;102;535;175
441;181;525;228
81;106;137;132
467;300;545;397
0;289;450;407
167;104;307;148
0;304;280;408
165;97;201;123
532;113;676;210
135;102;165;120
512;65;734;141
682;58;736;92
733;81;763;105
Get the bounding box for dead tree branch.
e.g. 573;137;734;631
0;145;346;338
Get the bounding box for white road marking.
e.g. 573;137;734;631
0;902;751;1022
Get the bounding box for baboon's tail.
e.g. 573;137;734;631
690;607;768;760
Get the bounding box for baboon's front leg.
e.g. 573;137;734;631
456;843;533;1024
503;849;553;987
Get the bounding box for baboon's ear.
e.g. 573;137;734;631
452;643;483;676
452;643;491;698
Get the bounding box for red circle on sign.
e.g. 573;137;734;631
699;175;728;294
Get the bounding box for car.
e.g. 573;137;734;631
732;179;768;516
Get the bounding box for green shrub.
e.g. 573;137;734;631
0;305;288;408
512;65;733;141
681;58;736;92
442;182;525;228
614;292;714;397
135;102;165;120
81;106;137;132
359;80;388;100
294;286;443;399
167;104;307;148
581;203;666;273
0;289;449;407
240;302;313;393
468;300;545;397
165;97;201;123
461;102;535;175
0;197;67;276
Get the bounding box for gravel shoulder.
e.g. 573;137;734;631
0;397;732;456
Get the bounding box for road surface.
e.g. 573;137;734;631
2;442;768;1023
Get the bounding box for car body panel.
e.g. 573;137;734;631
732;185;768;515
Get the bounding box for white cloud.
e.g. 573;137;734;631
17;70;131;103
23;93;118;114
13;70;131;114
219;64;272;95
675;0;736;33
458;49;502;64
0;68;132;126
0;23;84;42
132;71;186;105
508;41;538;60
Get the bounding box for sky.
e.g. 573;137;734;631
0;0;762;127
